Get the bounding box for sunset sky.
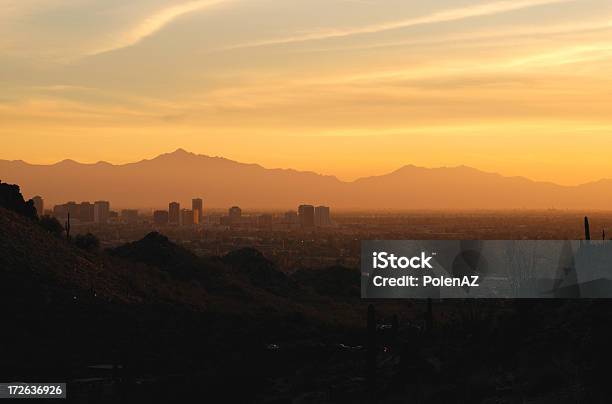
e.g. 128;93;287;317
2;0;612;184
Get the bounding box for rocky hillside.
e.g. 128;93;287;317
0;194;366;402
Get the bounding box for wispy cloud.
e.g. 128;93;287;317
88;0;232;56
509;43;612;68
287;18;612;54
226;0;576;50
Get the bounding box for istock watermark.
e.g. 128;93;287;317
362;240;612;299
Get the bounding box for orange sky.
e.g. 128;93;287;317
2;0;612;185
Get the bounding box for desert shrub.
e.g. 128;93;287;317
39;215;64;237
74;233;100;251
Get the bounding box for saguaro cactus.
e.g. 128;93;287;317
65;212;71;241
584;216;591;241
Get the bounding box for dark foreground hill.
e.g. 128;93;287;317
0;201;368;402
4;182;612;402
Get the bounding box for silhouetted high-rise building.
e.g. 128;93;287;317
66;201;79;217
53;204;67;218
79;202;94;222
181;209;194;226
284;210;298;225
298;204;315;228
53;201;78;219
32;196;44;217
315;205;331;227
121;209;139;224
94;201;110;224
169;202;180;225
154;210;169;226
192;198;203;225
229;206;242;223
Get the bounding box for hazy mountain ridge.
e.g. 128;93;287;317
1;149;611;209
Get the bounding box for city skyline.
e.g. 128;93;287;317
2;1;612;185
48;196;333;230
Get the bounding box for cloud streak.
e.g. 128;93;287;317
89;0;232;56
226;0;576;50
287;18;612;54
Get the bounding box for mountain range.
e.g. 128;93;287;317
1;148;611;210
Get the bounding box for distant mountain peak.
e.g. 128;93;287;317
395;164;422;172
156;148;200;160
141;148;200;165
53;158;79;166
172;148;191;155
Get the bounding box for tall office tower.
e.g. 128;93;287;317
53;201;79;219
93;201;110;224
79;202;95;222
181;209;195;226
298;204;315;228
32;196;44;217
314;205;331;227
121;209;139;224
229;206;242;224
53;204;68;218
153;210;169;226
192;198;203;225
169;202;180;225
66;201;79;218
284;210;299;225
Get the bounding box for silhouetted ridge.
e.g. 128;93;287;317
223;247;270;267
222;248;290;293
7;148;611;209
153;148;198;161
108;234;295;297
53;159;80;166
0;180;37;219
109;231;204;280
0;207;208;305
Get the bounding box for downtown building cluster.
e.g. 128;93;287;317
217;204;331;228
35;197;130;225
39;195;332;229
48;200;112;224
154;198;204;226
